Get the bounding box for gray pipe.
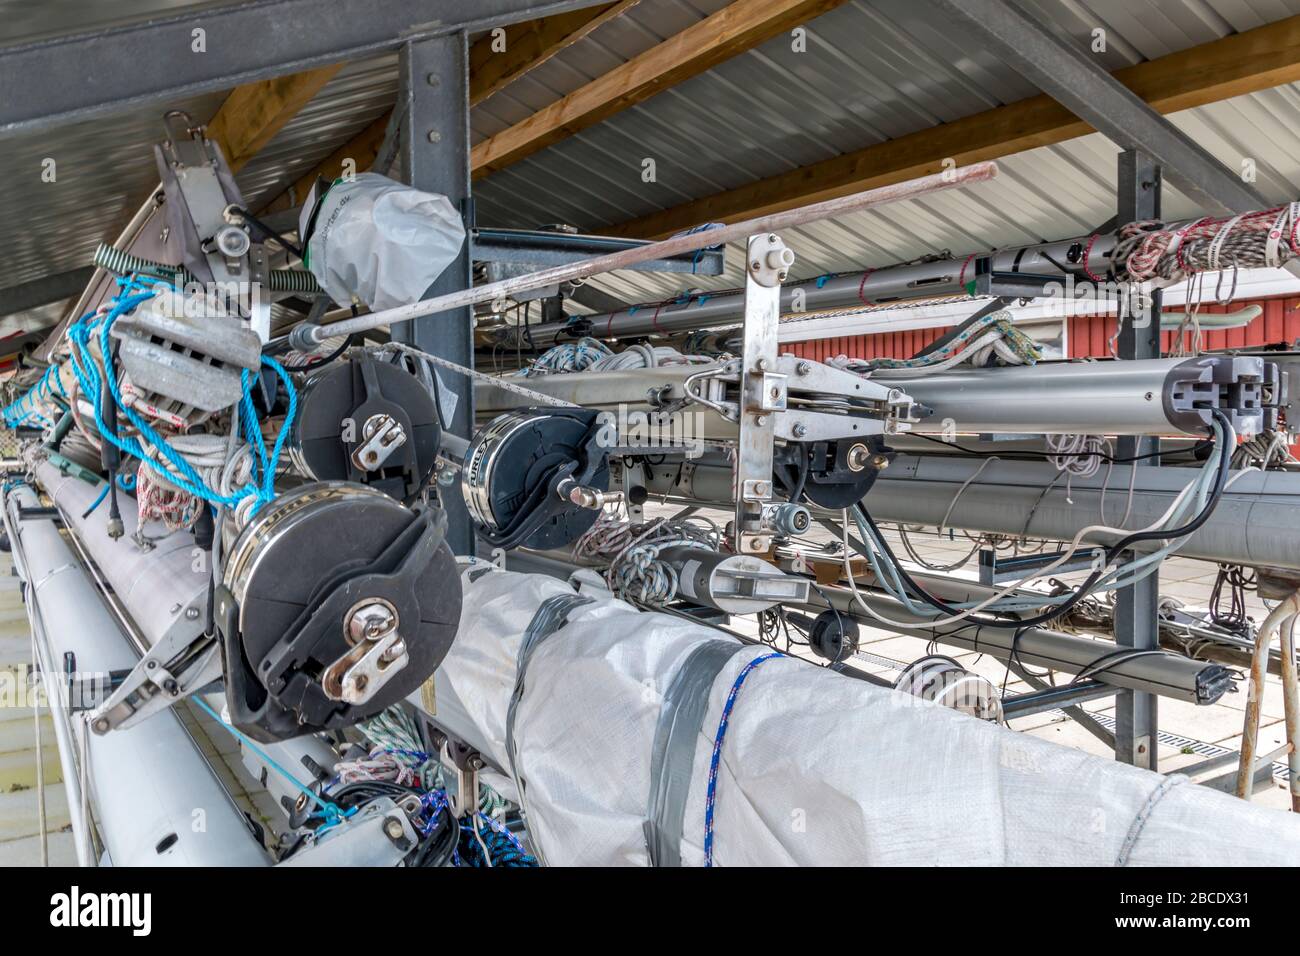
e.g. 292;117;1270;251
6;484;268;866
800;583;1229;705
517;228;1134;345
895;356;1268;437
35;461;209;652
868;455;1300;570
641;451;1300;570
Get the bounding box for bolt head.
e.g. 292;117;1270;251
346;600;398;644
427;130;441;143
846;443;870;472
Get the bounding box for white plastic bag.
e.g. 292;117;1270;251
301;172;465;310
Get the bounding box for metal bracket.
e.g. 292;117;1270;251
321;599;409;706
351;414;409;472
441;735;484;818
87;630;222;734
279;797;417;867
732;234;787;555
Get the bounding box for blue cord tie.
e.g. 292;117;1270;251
191;696;354;830
703;651;782;867
83;483;110;516
52;276;297;514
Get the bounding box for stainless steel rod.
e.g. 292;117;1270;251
298;162;999;345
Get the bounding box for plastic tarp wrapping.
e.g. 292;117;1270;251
426;561;1300;866
302;172;465;311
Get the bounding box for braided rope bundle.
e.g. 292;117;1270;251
355;706;510;817
587;513;722;608
135;461;203;532
520;337;612;376
832;309;1040;376
1046;433;1106;480
1113;203;1300;286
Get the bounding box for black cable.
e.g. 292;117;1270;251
857;409;1233;631
911;431;1211;465
521;300;539;358
1209;563;1254;633
1068;647;1170;685
788;443;811;505
278;332;353;370
229;205;304;259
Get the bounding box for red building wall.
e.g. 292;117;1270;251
784;295;1300;362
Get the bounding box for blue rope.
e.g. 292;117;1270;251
191;696;353;830
703;651;782;867
58;276;297;514
2;363;66;428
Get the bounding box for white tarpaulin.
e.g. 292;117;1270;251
423;560;1300;866
301;172;464;311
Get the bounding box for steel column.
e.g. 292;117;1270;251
1113;149;1162;769
396;33;476;555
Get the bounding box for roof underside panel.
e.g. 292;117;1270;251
234;54;400;211
3;0;1300;334
470;0;1300;233
0;90;228;292
563;81;1300;311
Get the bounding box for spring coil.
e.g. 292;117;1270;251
94;243;321;294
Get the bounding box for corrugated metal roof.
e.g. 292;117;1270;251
0;90;228;290
469;0;1300;232
234;54;400;210
467;0;1300;309
3;0;1300;335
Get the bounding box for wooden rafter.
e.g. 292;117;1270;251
605;15;1300;239
470;0;851;178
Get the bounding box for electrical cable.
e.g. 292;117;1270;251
844;409;1234;630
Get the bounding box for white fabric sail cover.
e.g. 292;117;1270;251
422;560;1300;866
302;172;465;311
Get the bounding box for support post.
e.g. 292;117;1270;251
396;32;476;555
1113;149;1162;769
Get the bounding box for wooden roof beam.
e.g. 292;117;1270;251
470;0;852;178
606;14;1300;239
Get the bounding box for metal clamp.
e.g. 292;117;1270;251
87;629;223;735
321;599;408;705
350;413;408;472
